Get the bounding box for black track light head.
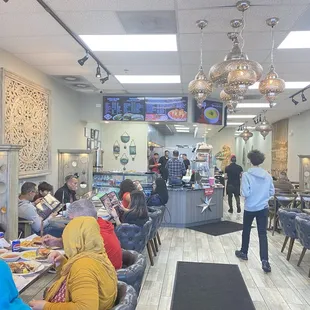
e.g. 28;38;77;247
292;97;299;105
3;0;9;2
301;92;307;102
96;65;101;78
100;75;109;84
78;52;89;66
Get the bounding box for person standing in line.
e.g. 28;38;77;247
225;155;243;213
235;150;275;273
166;150;186;185
159;150;170;181
182;154;191;171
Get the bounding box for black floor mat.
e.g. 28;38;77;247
187;220;247;236
171;262;255;310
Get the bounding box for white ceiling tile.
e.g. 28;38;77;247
269;49;310;63
57;11;126;35
123;84;182;91
0;13;67;37
45;0;174;12
94;51;180;65
105;65;180;75
0;0;44;13
0;36;83;54
36;65;93;76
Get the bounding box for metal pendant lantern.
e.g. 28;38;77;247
240;128;253;143
259;17;285;107
188;20;213;106
255;115;272;140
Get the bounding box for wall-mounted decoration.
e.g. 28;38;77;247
120;132;130;149
113;141;120;159
0;69;51;178
298;156;310;190
120;153;129;171
94;130;99;140
215;145;231;171
90;129;95;139
86;138;91;150
71;161;78;168
129;140;137;161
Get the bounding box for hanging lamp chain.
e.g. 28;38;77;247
270;25;275;67
199;25;204;70
239;10;246;53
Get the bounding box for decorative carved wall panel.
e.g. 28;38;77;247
0;69;51;178
271;119;288;178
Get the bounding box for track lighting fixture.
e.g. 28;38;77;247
3;0;9;3
292;97;299;105
100;75;109;84
78;52;89;66
96;64;101;78
301;92;307;102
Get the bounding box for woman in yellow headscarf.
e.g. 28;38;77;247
29;217;117;310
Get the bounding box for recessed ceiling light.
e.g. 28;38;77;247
227;122;244;126
104;121;109;124
79;34;178;52
249;82;310;90
115;75;181;84
193;124;198;127
237;103;271;108
176;127;189;130
75;84;88;88
176;130;190;132
155;122;159;124
64;76;77;81
278;31;310;49
227;115;256;119
208;128;212;131
174;124;184;127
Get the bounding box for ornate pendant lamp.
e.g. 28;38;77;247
220;90;238;113
255;113;272;140
188;20;213;107
209;2;263;91
239;124;253;143
259;17;285;108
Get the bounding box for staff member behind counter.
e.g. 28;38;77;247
54;174;78;204
166;150;186;185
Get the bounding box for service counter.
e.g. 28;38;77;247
163;187;224;228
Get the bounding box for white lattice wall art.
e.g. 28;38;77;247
0;69;51;178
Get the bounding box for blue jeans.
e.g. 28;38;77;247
241;208;269;261
169;178;182;186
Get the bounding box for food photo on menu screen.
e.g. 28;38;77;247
103;96;145;121
145;97;188;122
194;99;223;125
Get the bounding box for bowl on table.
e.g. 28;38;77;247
0;252;20;262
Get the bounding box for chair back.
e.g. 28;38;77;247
295;214;310;249
115;219;152;253
278;208;301;239
117;250;147;294
275;194;297;209
300;194;310;211
147;207;163;240
111;281;138;310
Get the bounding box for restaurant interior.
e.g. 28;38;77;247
1;0;310;309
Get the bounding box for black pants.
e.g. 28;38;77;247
227;184;240;210
241;208;269;261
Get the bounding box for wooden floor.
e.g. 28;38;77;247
21;198;310;309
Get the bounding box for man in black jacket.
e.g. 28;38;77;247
54;175;78;204
225;155;243;213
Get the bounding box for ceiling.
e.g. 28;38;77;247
1;0;310;128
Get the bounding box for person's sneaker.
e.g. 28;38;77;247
235;250;248;260
237;207;241;213
262;260;271;273
228;208;233;213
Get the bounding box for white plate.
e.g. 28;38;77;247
0;248;8;254
21;250;49;262
10;261;44;276
0;252;20;262
20;246;40;251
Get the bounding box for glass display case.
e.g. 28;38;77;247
93;172;156;196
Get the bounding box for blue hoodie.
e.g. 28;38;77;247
241;167;275;212
0;260;30;310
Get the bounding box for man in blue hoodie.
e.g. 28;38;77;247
235;150;275;273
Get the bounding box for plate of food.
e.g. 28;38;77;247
112;114;123;121
167;109;187;121
145;114;168;121
0;252;20;262
21;248;50;262
0;248;8;255
20;237;42;251
204;107;220;124
9;261;44;276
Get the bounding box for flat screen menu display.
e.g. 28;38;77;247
194;99;224;125
145;97;188;122
103;97;145;121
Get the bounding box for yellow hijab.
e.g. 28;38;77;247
45;216;117;301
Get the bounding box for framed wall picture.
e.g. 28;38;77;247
94;129;99;140
86;138;91;150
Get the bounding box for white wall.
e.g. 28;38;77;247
288;110;310;181
235;131;272;172
0;49;85;188
165;133;203;148
101;123;148;172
